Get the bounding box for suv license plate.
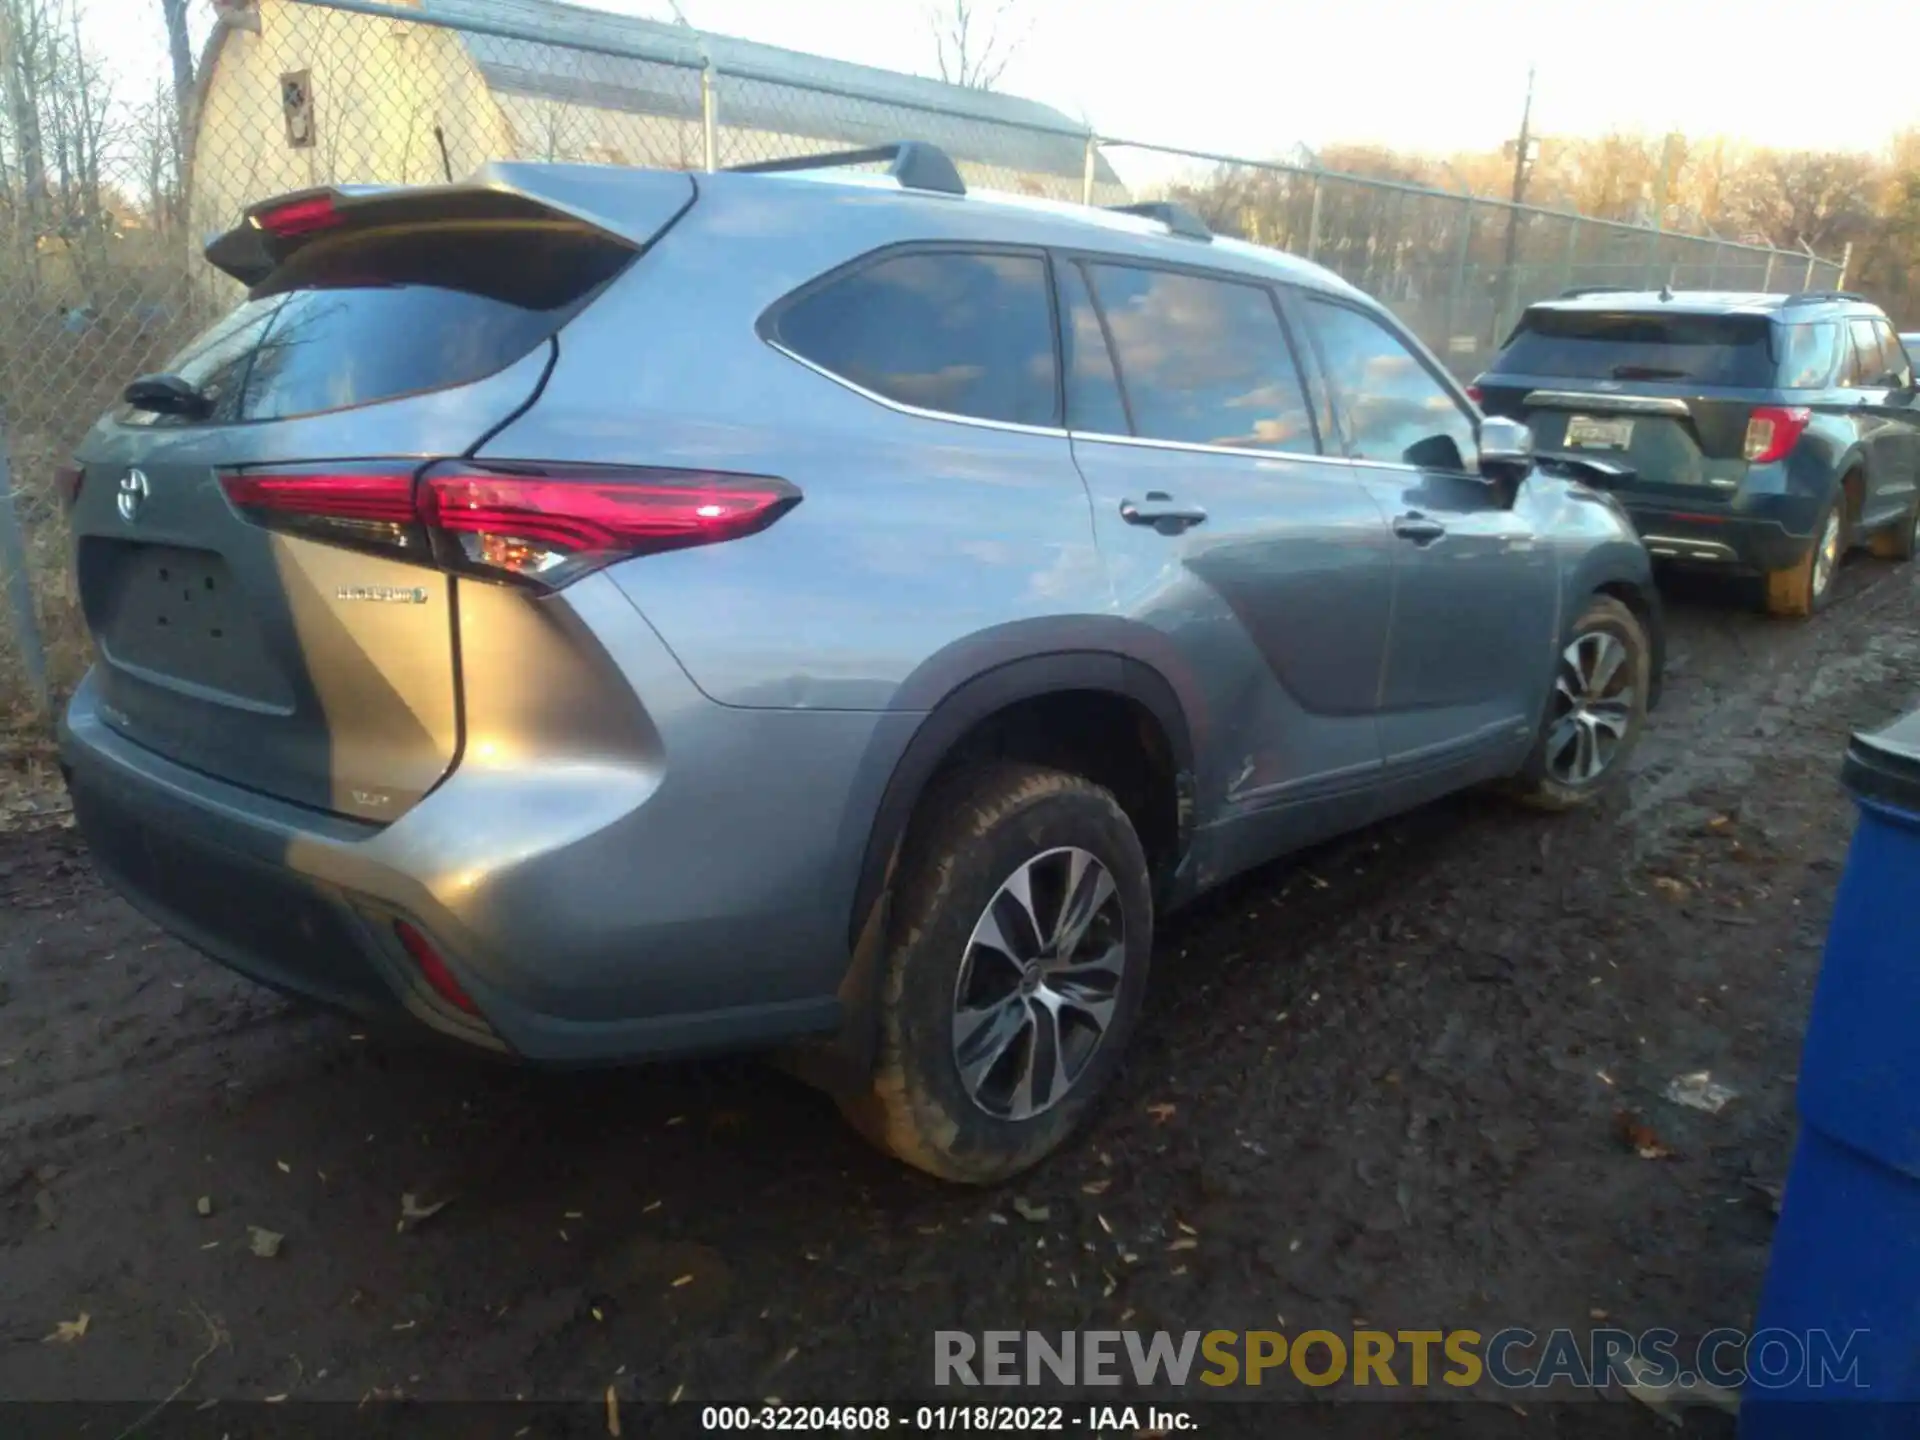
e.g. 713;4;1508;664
1566;415;1634;449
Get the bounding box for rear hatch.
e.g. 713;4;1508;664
1477;307;1802;506
70;171;692;821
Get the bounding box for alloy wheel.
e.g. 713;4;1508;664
950;846;1127;1121
1545;630;1636;786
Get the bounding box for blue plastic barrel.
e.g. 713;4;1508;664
1743;709;1920;1436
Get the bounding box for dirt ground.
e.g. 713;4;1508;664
4;558;1919;1434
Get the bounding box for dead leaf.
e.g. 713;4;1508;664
275;1161;291;1175
1011;1197;1050;1222
671;1274;694;1288
1664;1072;1738;1114
1652;876;1688;899
606;1384;621;1436
1168;1238;1197;1252
42;1313;88;1344
196;1195;213;1218
1081;1179;1111;1196
249;1226;285;1258
1613;1111;1675;1161
1146;1103;1177;1123
396;1192;451;1233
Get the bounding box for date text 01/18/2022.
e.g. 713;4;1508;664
698;1405;1199;1433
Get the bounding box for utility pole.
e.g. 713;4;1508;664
1496;64;1536;343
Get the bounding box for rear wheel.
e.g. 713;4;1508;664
1764;494;1846;617
1508;595;1650;812
840;763;1153;1184
1868;495;1920;563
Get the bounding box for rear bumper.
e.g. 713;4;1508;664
1625;493;1821;574
60;582;901;1064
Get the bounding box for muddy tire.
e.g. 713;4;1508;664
1869;496;1920;563
838;763;1153;1185
1764;493;1846;617
1508;595;1651;812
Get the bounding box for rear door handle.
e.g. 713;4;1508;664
1121;492;1208;532
1393;513;1447;545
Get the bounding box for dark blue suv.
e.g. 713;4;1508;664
1473;290;1920;616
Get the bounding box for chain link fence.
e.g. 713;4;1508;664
0;0;1849;716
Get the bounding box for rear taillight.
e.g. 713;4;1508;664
1744;406;1811;465
218;462;801;588
1466;384;1484;406
55;464;83;511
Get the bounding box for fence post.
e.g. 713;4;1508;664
1081;134;1097;207
1763;249;1777;293
700;62;717;172
0;424;48;720
1559;216;1578;292
1305;172;1323;262
1838;241;1853;291
1802;245;1817;291
1707;240;1720;289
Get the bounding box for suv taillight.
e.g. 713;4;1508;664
1466;384;1484;407
220;462;801;589
1744;407;1811;465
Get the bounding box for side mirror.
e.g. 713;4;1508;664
1477;414;1534;476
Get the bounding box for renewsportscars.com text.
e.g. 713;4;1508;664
934;1328;1868;1391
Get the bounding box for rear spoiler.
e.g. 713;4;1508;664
204;162;696;286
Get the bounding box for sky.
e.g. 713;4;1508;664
84;0;1915;166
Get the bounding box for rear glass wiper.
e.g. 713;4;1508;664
123;372;212;420
1609;364;1691;380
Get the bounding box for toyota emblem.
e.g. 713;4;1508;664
117;469;149;523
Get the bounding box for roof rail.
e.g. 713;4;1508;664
1782;290;1869;306
1555;285;1637;299
1107;201;1213;242
725;142;966;197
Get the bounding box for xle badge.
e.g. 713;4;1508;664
335;585;429;604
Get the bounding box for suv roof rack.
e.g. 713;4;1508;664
726;142;966;197
1782;290;1869;306
1554;285;1636;299
1105;201;1213;242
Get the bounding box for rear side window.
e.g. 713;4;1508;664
127;222;631;426
1842;318;1906;387
1085;263;1316;453
1495;309;1775;387
774;250;1058;427
1775;323;1840;388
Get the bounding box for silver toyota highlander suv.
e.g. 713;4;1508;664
60;143;1663;1183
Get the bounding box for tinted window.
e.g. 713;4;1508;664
1846;319;1890;385
1305;299;1478;471
1776;323;1840;388
1056;261;1130;435
1875;320;1912;386
777;250;1057;427
126;223;631;426
1086;264;1315;452
1495;309;1775;387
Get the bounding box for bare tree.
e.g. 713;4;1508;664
927;0;1025;91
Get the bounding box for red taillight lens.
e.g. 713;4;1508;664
394;921;478;1015
1466;384;1485;406
1744;406;1812;465
421;467;801;583
220;467;431;560
56;464;83;510
254;194;339;237
218;462;801;588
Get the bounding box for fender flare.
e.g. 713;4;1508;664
846;648;1197;952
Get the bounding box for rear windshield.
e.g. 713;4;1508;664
1496;309;1777;388
123;222;631;426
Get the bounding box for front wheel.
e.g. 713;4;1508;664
839;763;1154;1184
1508;595;1651;812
